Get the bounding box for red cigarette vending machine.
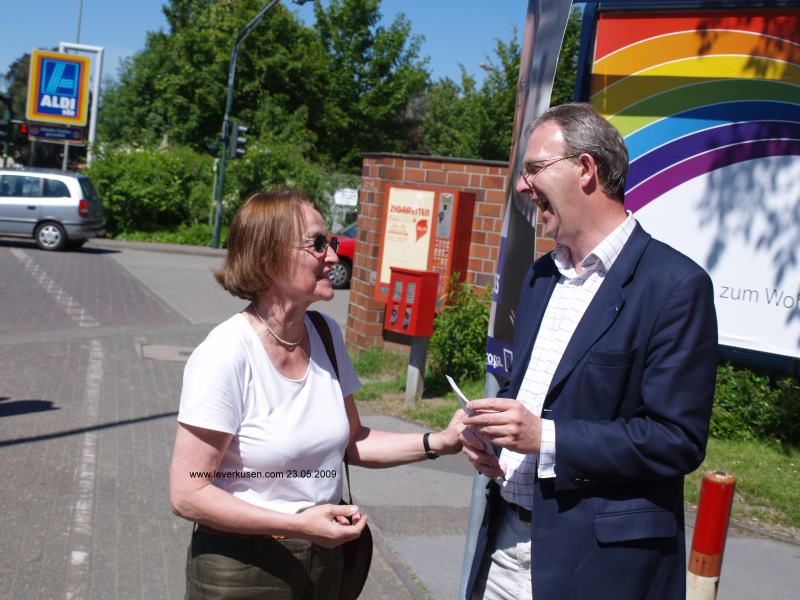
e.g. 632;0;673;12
374;185;475;309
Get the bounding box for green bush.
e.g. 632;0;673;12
84;145;213;235
711;363;800;446
428;278;490;383
114;223;228;247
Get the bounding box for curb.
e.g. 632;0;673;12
86;237;226;257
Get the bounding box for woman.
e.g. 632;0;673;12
169;190;464;599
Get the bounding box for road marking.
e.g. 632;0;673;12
65;339;103;600
10;248;99;328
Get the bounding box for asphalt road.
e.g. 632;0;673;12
0;237;798;599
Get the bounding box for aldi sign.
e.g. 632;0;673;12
26;50;91;126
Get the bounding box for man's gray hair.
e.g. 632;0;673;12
528;103;628;201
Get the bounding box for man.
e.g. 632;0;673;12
462;103;718;599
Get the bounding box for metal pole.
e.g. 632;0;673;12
58;43;104;167
86;48;103;165
687;471;737;599
62;0;83;171
404;337;429;406
212;0;281;248
76;0;84;43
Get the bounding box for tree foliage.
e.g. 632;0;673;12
550;7;582;107
419;6;581;162
99;0;328;153
98;0;427;172
313;0;428;168
420;31;520;161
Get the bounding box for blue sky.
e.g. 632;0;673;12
1;0;527;90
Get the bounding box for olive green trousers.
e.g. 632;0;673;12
185;527;343;599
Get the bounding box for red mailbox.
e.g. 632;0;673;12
384;268;439;337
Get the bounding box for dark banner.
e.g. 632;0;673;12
485;0;574;387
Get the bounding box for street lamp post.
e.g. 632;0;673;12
211;0;310;248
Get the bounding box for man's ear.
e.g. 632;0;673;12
577;152;598;193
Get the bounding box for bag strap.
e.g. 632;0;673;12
307;310;340;379
307;310;354;504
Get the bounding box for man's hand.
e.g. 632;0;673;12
462;397;542;455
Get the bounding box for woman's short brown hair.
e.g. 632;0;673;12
214;189;315;300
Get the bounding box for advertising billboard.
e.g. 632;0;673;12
586;7;800;360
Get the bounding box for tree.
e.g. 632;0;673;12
313;0;429;169
550;7;582;107
419;32;520;161
418;7;582;162
99;0;329;154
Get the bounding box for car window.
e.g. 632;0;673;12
43;178;70;198
79;178;100;203
0;175;42;197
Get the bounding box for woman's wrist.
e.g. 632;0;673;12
428;431;459;456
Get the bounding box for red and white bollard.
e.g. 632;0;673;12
687;470;737;599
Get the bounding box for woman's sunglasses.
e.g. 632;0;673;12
301;234;338;255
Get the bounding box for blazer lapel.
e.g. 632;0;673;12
545;224;651;402
512;258;559;396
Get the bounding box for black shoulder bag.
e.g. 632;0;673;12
307;311;373;600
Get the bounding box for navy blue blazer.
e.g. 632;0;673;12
466;224;718;599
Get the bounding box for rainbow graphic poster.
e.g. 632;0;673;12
590;10;800;358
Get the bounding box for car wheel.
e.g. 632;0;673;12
329;259;352;289
34;222;67;251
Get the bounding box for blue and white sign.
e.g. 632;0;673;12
26;50;91;126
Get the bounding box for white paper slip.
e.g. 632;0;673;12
446;375;501;477
446;374;471;413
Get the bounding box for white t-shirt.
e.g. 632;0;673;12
178;311;361;514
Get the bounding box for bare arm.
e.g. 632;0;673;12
342;395;465;468
168;423;366;547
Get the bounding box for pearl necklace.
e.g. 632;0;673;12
252;304;303;348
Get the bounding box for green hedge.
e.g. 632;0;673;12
711;363;800;446
85;145;213;235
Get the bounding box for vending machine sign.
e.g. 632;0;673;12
378;187;435;286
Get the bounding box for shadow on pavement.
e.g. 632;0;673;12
0;410;177;447
0;396;59;417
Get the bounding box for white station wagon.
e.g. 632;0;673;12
0;167;105;250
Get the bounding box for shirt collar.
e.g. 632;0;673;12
552;212;636;276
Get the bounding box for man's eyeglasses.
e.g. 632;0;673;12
519;153;580;188
300;234;338;255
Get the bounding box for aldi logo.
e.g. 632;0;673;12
26;50;91;126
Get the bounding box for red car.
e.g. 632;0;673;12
329;225;355;289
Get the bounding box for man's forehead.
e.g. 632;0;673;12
525;121;566;158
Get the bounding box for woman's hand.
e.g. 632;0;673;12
296;504;368;548
428;408;467;456
460;427;505;479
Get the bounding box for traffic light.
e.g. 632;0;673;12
0;93;10;143
229;122;249;159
